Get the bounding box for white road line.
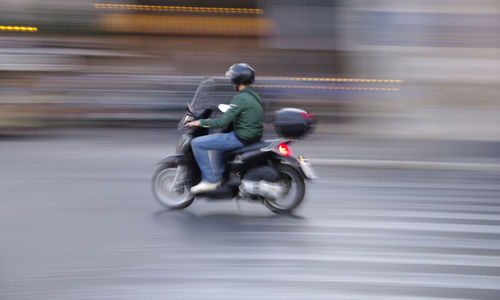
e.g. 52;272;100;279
311;158;500;171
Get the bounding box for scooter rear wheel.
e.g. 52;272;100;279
152;165;194;209
264;164;305;214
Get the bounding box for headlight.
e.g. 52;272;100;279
177;114;195;131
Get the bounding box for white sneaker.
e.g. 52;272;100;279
190;181;221;194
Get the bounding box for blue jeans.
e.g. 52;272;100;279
191;131;244;183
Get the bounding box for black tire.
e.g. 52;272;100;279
264;164;305;214
152;164;194;209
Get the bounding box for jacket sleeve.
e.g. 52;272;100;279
200;97;244;129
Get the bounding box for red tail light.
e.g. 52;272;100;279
277;143;292;157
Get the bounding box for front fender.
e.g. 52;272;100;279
157;154;185;167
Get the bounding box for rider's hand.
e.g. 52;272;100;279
185;120;201;128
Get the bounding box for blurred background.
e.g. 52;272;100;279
0;0;497;139
1;1;500;299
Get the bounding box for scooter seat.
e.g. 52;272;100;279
224;141;271;157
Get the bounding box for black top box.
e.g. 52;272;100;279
273;108;315;139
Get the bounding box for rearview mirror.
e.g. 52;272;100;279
218;104;230;113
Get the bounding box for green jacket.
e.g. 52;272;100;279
200;86;264;143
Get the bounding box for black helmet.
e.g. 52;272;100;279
225;63;255;88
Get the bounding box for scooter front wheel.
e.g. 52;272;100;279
152;165;194;209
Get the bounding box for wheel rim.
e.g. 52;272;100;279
266;172;298;210
154;168;192;207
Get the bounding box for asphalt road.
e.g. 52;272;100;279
1;129;500;300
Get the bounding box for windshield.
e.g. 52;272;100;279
190;78;216;111
177;77;234;130
190;77;234;111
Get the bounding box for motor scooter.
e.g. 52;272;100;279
152;78;316;214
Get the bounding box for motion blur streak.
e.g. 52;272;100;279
100;14;274;36
253;85;400;92
0;25;38;32
263;77;403;83
94;4;264;15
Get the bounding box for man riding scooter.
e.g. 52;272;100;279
185;63;264;194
